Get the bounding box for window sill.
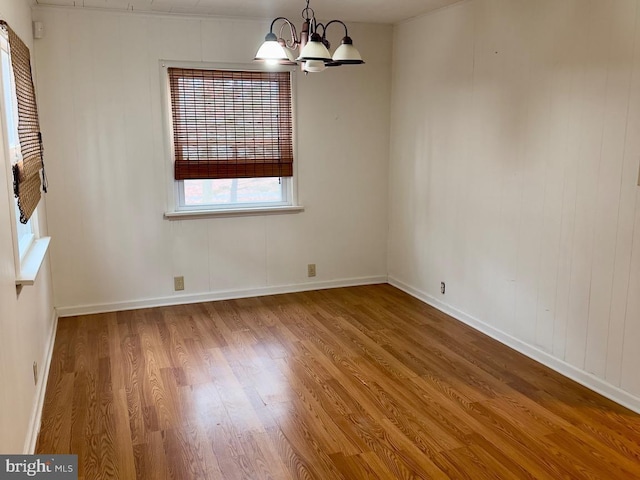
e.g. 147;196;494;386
164;205;305;220
15;236;51;286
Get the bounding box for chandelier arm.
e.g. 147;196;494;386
269;16;293;34
309;17;319;35
276;20;299;48
322;19;349;39
313;22;331;48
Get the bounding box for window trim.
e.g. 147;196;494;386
160;60;302;219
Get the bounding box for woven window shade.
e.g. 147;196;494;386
168;68;293;180
0;21;47;224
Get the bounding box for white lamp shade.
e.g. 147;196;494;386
255;40;289;62
332;42;364;64
297;38;332;62
303;60;327;73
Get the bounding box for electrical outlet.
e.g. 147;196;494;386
307;264;316;277
33;361;38;385
441;282;446;294
174;276;185;291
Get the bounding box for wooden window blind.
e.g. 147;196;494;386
0;21;47;224
168;68;293;180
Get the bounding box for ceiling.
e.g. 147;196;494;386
33;0;463;24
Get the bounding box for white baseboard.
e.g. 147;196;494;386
55;276;389;318
388;276;640;415
24;309;58;454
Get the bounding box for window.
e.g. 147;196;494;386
1;31;35;259
164;64;300;215
0;22;49;285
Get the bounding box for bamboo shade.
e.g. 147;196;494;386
168;68;293;180
0;21;47;224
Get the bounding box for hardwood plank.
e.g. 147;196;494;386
132;431;171;480
330;452;383;480
37;285;640;479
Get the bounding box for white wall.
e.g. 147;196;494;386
32;8;392;313
0;0;56;453
389;0;640;409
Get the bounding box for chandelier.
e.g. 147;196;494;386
254;0;365;73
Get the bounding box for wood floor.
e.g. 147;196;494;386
37;285;640;479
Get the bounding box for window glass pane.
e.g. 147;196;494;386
183;178;283;206
14;199;33;258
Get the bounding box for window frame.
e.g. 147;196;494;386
1;33;36;257
0;27;49;286
161;61;302;219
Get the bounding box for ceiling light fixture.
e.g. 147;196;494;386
254;0;364;73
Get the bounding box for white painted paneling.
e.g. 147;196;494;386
621;190;640;396
606;3;640;387
200;17;266;65
0;0;56;453
584;0;637;379
563;0;612;370
208;216;268;291
390;0;640;406
551;1;593;361
535;0;587;355
32;9;391;311
171;220;210;292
